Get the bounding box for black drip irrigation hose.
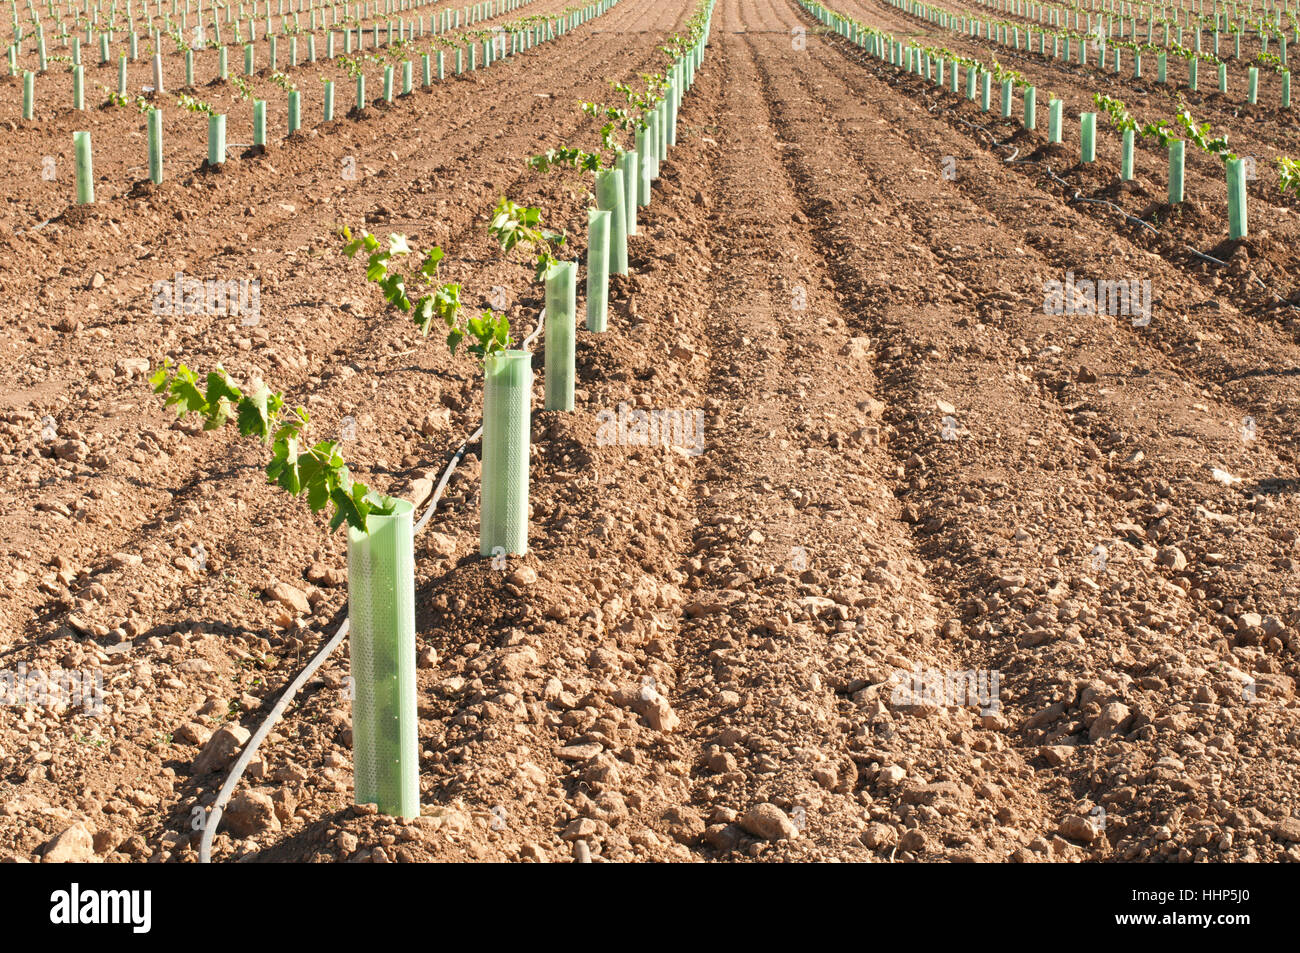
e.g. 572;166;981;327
198;309;547;864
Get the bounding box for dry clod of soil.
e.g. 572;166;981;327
225;791;282;838
42;824;96;863
193;725;253;775
740;804;799;842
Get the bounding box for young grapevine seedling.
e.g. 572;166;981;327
488;196;567;282
149;360;397;532
339;227;510;359
1277;156;1300;198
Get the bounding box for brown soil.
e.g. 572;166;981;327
3;0;1300;866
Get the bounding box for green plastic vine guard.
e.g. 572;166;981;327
73;130;93;204
1080;112;1096;162
620;151;639;236
948;58;958;93
384;65;394;102
1218;61;1227;92
1189;57;1199;91
244;43;253;76
208;113;226;165
667;69;679;147
1248;66;1258;103
1121;127;1134;181
586;209;611;332
544;261;577;411
22;70;33;120
1226;156;1248;239
480;350;532;557
72;64;83;109
423;54;432;86
596;168;628;276
636;128;652;207
1024;85;1036;129
1284;72;1293;109
324;80;335;121
1157;51;1167;82
965;64;977;99
1134;51;1142;77
1168;140;1185;204
356;74;366;111
1048;99;1063;143
288;91;301;134
148;108;164;184
347;497;419;819
254;99;267;146
1000;78;1012;118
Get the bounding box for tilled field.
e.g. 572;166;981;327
2;0;1300;865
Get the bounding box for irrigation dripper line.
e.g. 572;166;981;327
199;307;547;864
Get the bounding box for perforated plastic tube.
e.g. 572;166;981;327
544;262;577;410
148;109;163;184
347;499;419;819
586;210;611;332
208;114;226;166
620;151;639;236
1226;157;1248;240
73;131;93;204
596;168;628;275
635;128;651;207
481;349;533;554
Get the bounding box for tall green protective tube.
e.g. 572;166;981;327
383;65;393;102
357;74;366;111
586;209;611;332
148;107;163;183
402;59;412;94
980;70;991;111
1000;78;1012;118
1048;99;1063;143
287;90;300;134
208;113;226;165
1226;156;1248;239
1121;127;1134;180
119;54;129;95
347;498;419;819
667;72;678;146
657;98;668;162
253;99;266;145
324;80;335;120
1080;112;1096;162
1023;85;1036;129
596;167;628;275
1168;140;1185;204
22;70;33;120
621;150;639;236
635;127;652;206
244;42;253;75
480;350;532;557
1248;66;1258;103
544;262;577;411
74;130;93;204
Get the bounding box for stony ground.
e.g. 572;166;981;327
3;0;1300;864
